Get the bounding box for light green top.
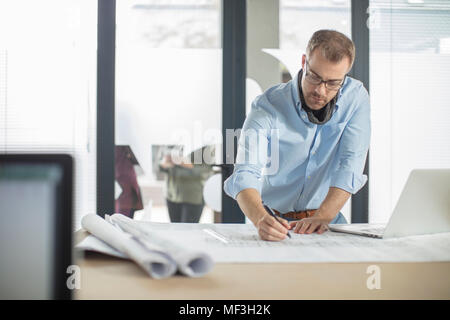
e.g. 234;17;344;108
160;163;213;205
160;146;215;205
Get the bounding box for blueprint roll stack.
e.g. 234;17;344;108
81;214;214;279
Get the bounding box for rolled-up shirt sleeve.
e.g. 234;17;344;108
330;87;371;194
223;102;273;200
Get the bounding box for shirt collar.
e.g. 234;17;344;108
292;71;302;109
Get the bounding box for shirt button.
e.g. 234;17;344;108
307;176;311;179
312;151;315;155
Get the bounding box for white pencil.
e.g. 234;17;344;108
203;228;229;244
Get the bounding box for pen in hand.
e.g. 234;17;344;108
262;202;291;239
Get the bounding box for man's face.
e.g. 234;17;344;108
300;50;350;110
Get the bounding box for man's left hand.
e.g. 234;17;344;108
289;217;330;235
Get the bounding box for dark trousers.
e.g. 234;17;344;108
166;199;204;223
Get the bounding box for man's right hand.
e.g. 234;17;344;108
256;213;291;241
236;188;291;241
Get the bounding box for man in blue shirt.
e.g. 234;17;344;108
224;30;370;241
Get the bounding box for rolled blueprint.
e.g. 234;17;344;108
109;214;214;278
81;214;177;279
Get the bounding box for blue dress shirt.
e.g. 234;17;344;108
223;71;371;214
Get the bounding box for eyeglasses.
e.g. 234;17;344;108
304;60;345;91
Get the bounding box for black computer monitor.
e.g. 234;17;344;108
0;154;73;299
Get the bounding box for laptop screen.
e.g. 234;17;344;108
0;155;73;299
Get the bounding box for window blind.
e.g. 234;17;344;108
369;0;450;223
0;0;97;230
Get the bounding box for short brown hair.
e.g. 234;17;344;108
306;30;355;68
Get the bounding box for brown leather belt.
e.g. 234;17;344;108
272;208;317;220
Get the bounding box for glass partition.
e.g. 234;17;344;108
115;0;222;223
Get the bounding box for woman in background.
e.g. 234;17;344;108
115;145;143;218
159;145;214;223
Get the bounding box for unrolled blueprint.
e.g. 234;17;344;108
126;222;450;263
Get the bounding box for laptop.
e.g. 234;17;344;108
0;154;73;299
329;169;450;239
